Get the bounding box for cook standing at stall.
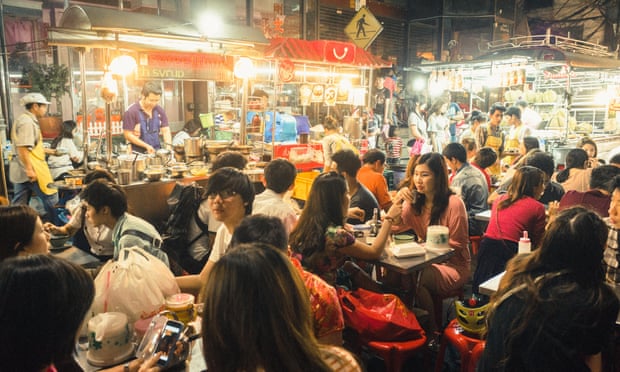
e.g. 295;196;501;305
172;118;202;146
123;81;172;154
9;93;60;225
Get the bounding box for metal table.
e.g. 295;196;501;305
374;244;455;306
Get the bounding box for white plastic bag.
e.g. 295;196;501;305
91;247;180;324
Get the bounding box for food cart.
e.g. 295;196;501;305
417;33;620;165
259;37;391;171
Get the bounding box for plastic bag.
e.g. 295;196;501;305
91;247;180;324
338;287;424;341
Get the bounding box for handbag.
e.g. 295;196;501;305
338;287;424;341
409;138;425;157
91;247;180;324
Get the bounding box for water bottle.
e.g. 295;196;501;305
518;231;531;254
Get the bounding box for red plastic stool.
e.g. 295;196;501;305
432;287;464;330
434;319;485;372
365;335;427;372
468;340;486;371
469;235;482;256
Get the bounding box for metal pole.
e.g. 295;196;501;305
240;77;248;145
0;1;14;130
79;48;89;171
105;101;113;164
272;60;278;160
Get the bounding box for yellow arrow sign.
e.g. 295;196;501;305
344;7;383;50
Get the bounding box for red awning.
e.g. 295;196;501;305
264;38;391;68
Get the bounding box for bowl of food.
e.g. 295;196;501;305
189;161;208;177
144;168;165;182
49;234;70;249
169;164;188;178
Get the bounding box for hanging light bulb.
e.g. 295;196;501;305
109;55;137;76
100;71;118;102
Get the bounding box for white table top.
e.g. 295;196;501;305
474;209;491;222
478;271;504;296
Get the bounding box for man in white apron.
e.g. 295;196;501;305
10;93;60;224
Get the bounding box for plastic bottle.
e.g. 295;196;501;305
369;208;379;237
518;231;531;254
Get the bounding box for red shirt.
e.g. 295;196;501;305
559;189;611;217
485;195;546;246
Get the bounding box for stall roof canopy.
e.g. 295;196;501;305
48;5;268;56
415;35;620;71
475;46;620;70
264;38;392;68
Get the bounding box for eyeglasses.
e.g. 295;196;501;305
207;190;238;200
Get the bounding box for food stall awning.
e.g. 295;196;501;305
414;34;620;72
264;38;392;68
47;5;268;56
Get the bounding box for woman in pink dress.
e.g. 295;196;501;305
394;152;470;335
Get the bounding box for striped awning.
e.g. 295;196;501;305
264;38;391;68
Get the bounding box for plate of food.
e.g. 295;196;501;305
390;242;425;258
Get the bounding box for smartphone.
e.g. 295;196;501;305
154;319;185;367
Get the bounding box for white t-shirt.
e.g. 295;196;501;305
68;203;114;256
48;138;83;179
207;224;233;263
252;189;298;236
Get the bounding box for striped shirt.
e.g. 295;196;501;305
385;136;403;160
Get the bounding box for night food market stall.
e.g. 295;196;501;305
418;34;620;166
45;4;268;226
259;37;392;170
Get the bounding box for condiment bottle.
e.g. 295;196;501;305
518;231;531;254
369;208;379;237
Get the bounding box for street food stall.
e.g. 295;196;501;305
45;4;269;226
417;33;620;166
258;37;391;171
44;5;393;221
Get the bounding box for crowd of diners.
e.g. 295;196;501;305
2;109;620;371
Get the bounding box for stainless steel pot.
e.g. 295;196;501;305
146;154;164;167
118;154;147;182
184;137;203;158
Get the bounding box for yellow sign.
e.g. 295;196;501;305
344;7;383;50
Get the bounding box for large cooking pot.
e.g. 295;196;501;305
184;137;203;158
118;154;147;182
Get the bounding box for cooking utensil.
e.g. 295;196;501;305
184;137;203;158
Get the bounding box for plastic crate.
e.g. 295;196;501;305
274;143;324;171
292;171;320;201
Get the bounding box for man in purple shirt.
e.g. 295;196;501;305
123;81;171;154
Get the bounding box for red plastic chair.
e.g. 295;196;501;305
468;341;486;371
365;335;428;372
469;235;483;256
434;319;485;372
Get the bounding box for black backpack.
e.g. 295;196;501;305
162;183;209;275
